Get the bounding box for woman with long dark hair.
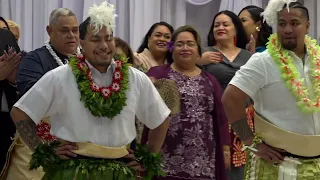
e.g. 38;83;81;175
134;21;174;72
238;6;273;52
199;10;253;180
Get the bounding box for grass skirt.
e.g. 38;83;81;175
30;141;165;180
244;152;320;180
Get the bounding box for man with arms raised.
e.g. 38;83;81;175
2;8;80;180
10;2;170;179
222;0;320;179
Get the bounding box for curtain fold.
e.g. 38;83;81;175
0;0;315;52
186;0;212;5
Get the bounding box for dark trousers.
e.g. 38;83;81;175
227;166;244;180
0;112;16;172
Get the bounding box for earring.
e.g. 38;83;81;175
256;26;261;32
234;36;237;45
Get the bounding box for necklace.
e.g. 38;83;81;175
45;42;81;66
215;46;237;61
171;63;198;77
267;33;320;113
69;54;130;118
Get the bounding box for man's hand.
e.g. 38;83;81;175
254;143;285;164
124;149;144;171
0;51;21;80
54;141;78;160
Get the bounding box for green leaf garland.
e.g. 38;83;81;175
69;54;130;118
267;33;320;112
30;141;166;180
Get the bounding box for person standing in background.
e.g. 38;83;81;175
0;27;21;178
6;20;20;42
142;25;230;180
238;6;272;53
198;10;252;180
134;21;174;73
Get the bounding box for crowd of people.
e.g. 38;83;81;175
0;0;319;179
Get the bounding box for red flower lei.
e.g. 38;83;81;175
76;55;125;99
70;54;130;118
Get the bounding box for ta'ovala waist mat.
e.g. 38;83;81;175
71;142;130;159
254;112;320;157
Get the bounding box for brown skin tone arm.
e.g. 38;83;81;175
222;85;253;146
147;117;170;153
10;107;42;151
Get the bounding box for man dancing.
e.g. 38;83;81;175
11;2;170;179
222;0;320;179
2;8;80;180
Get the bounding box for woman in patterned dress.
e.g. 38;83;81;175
141;25;230;180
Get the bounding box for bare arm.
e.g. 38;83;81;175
222;85;253;146
11;107;42;151
147;117;170;153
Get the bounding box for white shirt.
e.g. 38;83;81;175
230;50;320;135
14;60;170;147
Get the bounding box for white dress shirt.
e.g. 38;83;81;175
230;50;320;135
14;60;170;147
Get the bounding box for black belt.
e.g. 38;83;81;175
282;152;320;160
73;154;132;164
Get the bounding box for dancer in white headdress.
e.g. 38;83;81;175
10;2;170;179
222;0;320;179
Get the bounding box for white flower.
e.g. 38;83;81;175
112;82;120;92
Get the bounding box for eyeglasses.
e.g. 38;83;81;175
174;41;197;49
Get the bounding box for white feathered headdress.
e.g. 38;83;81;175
88;1;117;34
261;0;297;31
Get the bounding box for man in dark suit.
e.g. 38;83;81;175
0;28;21;174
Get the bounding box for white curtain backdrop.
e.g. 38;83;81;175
0;0;315;52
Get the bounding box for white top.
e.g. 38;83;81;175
230;50;320;135
14;60;170;147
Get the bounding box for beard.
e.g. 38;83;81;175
281;40;297;50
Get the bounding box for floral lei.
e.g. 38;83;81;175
267;33;320;113
69;54;130;118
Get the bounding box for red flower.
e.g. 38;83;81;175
78;61;88;72
295;81;302;87
87;70;93;81
111;82;121;92
113;71;123;81
76;54;85;61
36;121;57;142
101;87;112;98
280;58;287;63
115;60;123;68
90;81;101;92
